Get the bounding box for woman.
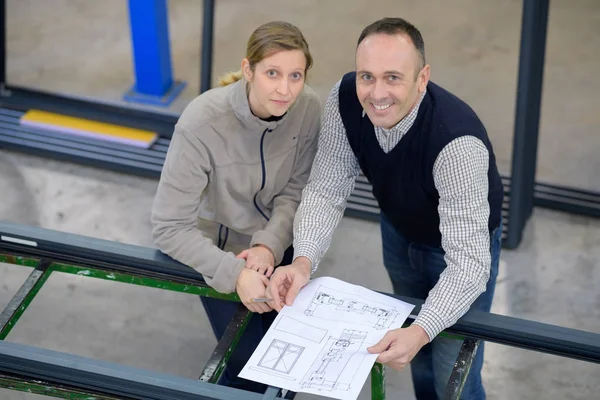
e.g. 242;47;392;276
150;21;321;394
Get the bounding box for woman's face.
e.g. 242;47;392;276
244;50;307;119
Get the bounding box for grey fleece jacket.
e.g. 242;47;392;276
151;78;321;293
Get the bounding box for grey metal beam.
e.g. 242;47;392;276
407;306;600;364
0;221;201;281
262;386;284;400
0;0;5;85
0;341;285;400
506;0;550;248
200;0;215;93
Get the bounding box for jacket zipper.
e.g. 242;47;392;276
219;127;271;250
217;224;229;249
253;128;272;221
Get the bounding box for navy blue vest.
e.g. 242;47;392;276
339;71;503;246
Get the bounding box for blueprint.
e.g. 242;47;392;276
239;277;415;400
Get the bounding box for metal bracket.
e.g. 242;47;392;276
199;303;253;383
0;259;52;339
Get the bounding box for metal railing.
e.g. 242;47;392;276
1;222;599;399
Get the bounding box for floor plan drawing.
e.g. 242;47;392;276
256;339;305;376
300;329;368;392
305;286;400;330
274;315;327;343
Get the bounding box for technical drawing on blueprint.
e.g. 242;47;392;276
239;276;415;400
300;329;368;392
305;285;402;330
249;339;304;380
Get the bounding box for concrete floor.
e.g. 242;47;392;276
0;0;599;399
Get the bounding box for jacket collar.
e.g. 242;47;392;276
230;78;290;132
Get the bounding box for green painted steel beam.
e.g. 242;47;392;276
0;251;240;302
49;262;241;302
439;331;465;341
371;362;385;400
0;375;121;399
199;303;253;383
0;253;40;268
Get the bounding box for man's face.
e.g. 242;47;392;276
355;33;429;129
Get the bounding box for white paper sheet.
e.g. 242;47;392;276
239;276;415;400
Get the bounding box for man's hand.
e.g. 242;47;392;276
235;268;272;314
367;325;430;371
237;245;275;277
266;257;312;311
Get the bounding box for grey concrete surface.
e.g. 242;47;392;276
1;0;599;399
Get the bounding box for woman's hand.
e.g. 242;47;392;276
235;268;273;313
237;245;275;277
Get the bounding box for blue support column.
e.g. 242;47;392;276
124;0;186;107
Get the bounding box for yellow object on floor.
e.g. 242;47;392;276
19;109;158;148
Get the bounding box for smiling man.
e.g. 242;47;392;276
266;17;504;399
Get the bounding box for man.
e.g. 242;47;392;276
266;17;504;400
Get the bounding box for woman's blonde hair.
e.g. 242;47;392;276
218;21;313;87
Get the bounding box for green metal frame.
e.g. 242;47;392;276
0;374;122;400
0;252;420;400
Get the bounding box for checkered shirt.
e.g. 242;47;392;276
293;79;492;341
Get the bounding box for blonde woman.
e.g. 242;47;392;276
151;21;321;394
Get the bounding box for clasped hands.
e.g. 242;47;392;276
234;246;430;371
